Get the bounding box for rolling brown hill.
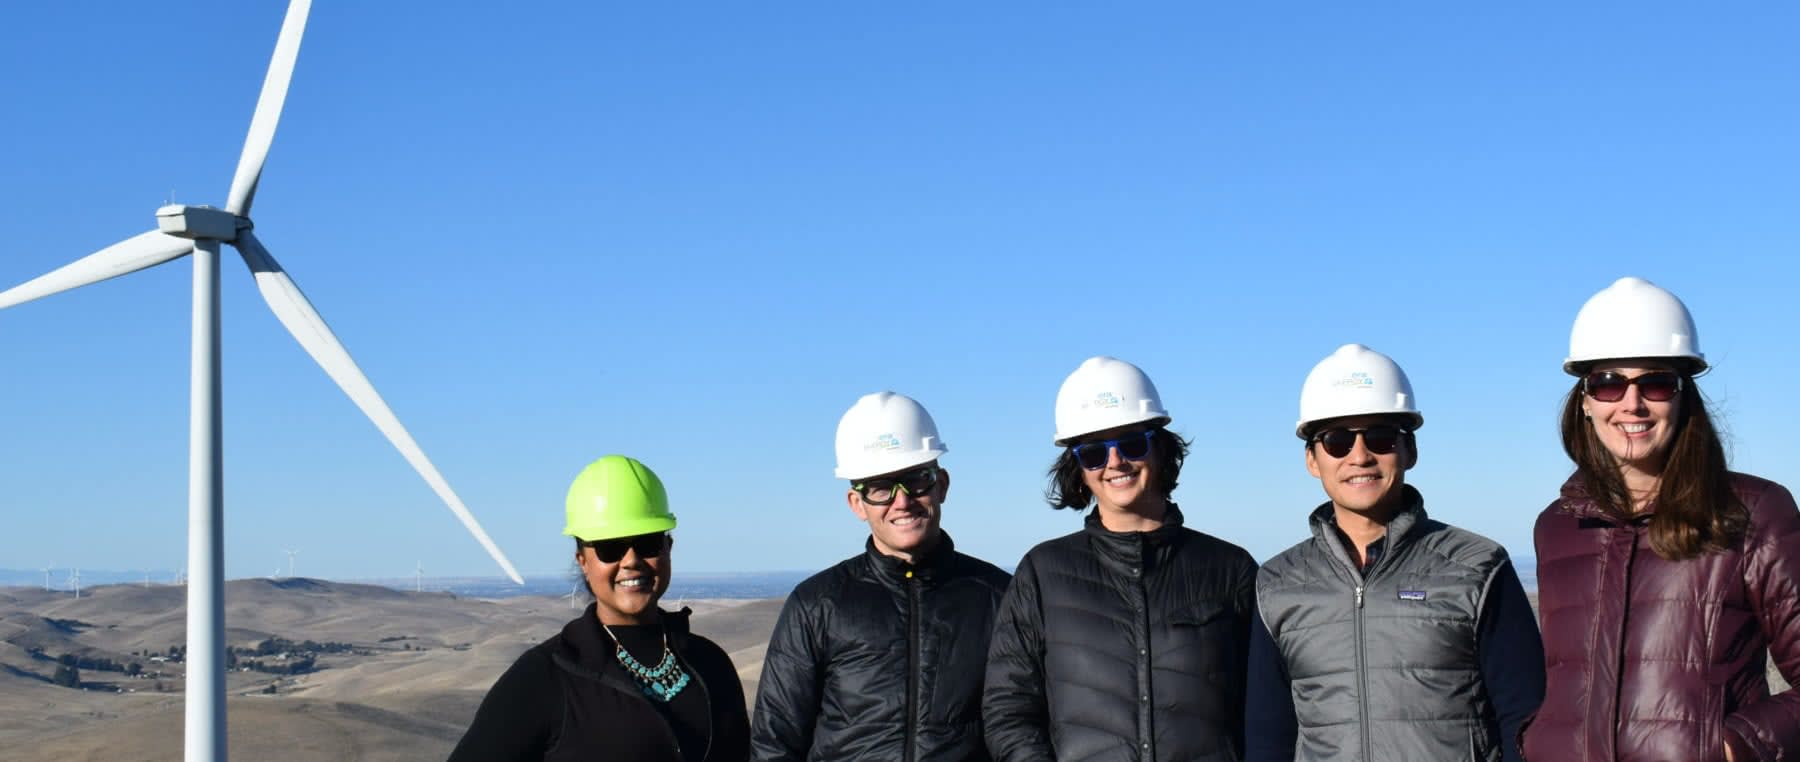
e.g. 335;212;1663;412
0;581;782;761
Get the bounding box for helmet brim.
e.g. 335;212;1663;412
562;514;677;543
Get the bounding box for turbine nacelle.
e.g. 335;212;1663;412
155;205;246;242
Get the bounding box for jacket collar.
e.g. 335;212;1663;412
1307;484;1427;562
864;532;957;589
1083;503;1187;569
561;603;694;673
1556;472;1654;522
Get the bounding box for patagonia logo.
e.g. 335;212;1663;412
1397;589;1427;601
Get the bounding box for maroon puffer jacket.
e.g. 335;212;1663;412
1524;472;1800;761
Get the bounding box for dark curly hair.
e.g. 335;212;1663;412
1044;426;1190;510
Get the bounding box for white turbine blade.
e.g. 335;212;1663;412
233;231;523;584
225;0;314;217
1;231;192;309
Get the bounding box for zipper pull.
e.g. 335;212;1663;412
1355;586;1364;608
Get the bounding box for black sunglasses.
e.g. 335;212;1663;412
1583;371;1682;403
582;532;668;564
853;466;940;507
1070;430;1155;471
1311;425;1409;459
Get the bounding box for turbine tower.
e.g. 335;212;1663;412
0;2;521;758
70;568;82;599
42;566;51;592
414;561;423;593
283;549;299;580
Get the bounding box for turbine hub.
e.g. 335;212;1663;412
155;204;243;242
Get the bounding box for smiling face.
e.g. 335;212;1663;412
1304;414;1416;517
1582;362;1683;478
576;533;671;625
847;463;948;563
1075;424;1162;517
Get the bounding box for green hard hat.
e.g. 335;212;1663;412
563;455;677;542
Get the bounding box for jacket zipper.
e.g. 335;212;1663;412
1355;583;1370;761
906;569;920;762
1133;558;1152;760
688;649;714;762
1607;528;1640;760
1323;530;1385;762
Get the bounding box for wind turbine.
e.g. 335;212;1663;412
283;549;299;580
42;566;51;592
70;568;82;599
414;561;423;593
0;2;521;759
568;583;580;610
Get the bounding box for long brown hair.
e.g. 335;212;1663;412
1558;375;1747;559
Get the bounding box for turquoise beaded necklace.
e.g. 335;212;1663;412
602;622;690;702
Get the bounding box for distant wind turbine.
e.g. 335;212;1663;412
42;566;51;592
0;1;520;758
283;549;299;580
568;584;580;610
70;568;81;599
415;561;423;593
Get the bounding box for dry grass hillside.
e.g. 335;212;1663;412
0;581;781;762
6;585;1786;760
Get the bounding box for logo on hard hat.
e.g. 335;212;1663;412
1086;391;1122;410
864;433;902;453
1332;372;1375;389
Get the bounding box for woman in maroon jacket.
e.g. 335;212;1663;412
1525;277;1800;761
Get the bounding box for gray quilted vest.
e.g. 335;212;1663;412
1256;487;1510;762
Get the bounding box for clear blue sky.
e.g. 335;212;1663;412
2;2;1796;580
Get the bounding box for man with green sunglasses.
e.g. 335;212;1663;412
751;391;1011;761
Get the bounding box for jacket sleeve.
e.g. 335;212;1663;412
447;647;557;762
1229;553;1257;756
1244;596;1298;762
983;553;1056;761
1723;481;1800;759
1476;559;1545;762
750;592;825;762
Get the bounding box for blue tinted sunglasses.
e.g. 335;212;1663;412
1071;430;1154;471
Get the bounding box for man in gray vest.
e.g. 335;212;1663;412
1245;344;1544;762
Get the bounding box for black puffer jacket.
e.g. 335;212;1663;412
750;534;1012;761
984;505;1257;762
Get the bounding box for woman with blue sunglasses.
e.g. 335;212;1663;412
985;356;1258;761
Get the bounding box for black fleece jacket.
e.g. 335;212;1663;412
450;604;750;762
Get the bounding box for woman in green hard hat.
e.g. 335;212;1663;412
450;455;751;762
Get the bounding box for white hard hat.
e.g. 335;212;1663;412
1564;276;1706;376
1296;344;1423;438
1053;356;1171;445
834;392;948;480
